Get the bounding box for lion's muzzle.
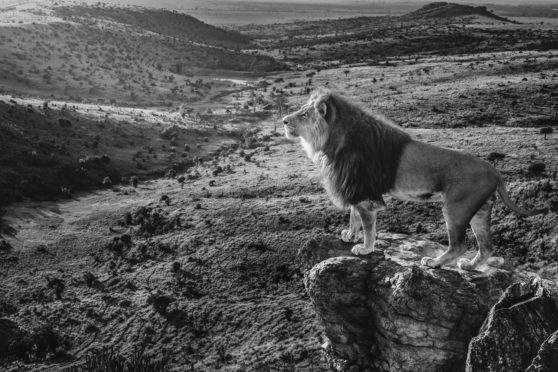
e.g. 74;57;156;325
283;125;298;139
282;115;299;138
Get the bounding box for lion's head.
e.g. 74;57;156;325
282;89;333;159
283;88;413;207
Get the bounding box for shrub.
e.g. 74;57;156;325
60;187;72;199
528;162;546;175
165;169;177;179
212;166;223;176
487;152;505;165
177;176;185;189
160;125;180;140
105;235;132;258
58;118;72;128
160;195;170;206
46;277;65;299
83;271;102;289
0;239;12;252
7;324;67;361
540;127;553;139
146;294;174;315
127;207;181;236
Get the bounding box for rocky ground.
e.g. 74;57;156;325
0;4;557;370
0;115;555;370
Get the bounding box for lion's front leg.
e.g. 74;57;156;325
341;206;363;243
350;200;384;256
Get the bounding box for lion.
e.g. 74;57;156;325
282;89;548;271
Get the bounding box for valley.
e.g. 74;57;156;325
0;1;557;371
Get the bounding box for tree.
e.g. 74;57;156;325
249;89;257;113
540;127;553;140
272;91;288;133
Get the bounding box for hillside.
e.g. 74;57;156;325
0;3;283;106
406;2;514;23
0;96;244;210
54;5;252;49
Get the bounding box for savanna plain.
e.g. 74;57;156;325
0;1;557;371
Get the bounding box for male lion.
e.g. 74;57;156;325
282;89;547;271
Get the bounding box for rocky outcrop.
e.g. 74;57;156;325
301;234;515;371
467;280;558;371
527;330;558;372
301;233;557;372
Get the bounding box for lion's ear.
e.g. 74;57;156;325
315;94;331;120
316;101;327;119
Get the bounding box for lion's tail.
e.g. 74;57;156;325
496;178;548;217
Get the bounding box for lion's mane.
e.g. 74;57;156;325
316;92;411;207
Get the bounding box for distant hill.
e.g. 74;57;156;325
54;5;252;49
406;2;514;23
0;3;283;105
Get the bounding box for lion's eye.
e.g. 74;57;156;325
301;112;308;117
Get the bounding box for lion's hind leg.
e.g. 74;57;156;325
421;202;473;268
457;198;494;271
341;206;363;243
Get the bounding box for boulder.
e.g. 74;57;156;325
301;233;556;372
466;280;558;371
526;330;558;372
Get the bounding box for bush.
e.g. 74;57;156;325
528;162;546;175
46;277;65;299
126;207;181;236
83;272;102;289
540;127;553;139
58;118;72;128
487;152;505;165
165;169;177;179
0;239;12;252
177;176;185;188
60;187;72;199
5;323;67;361
160;194;170;206
160;125;180;140
146;294;174;315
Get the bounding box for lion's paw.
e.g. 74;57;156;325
341;229;362;243
457;258;476;271
351;244;374;256
341;229;354;242
420;256;439;268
